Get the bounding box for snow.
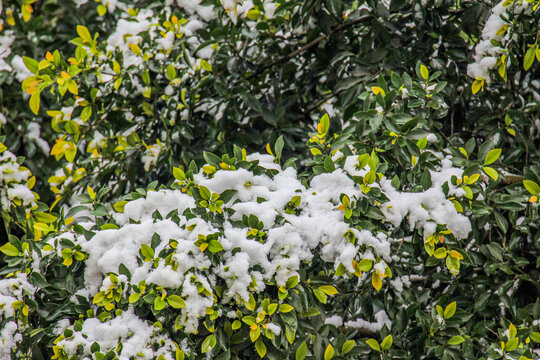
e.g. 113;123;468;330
380;159;471;240
344;310;392;331
11;55;34;83
325;315;344;327
55;309;179;359
60;152;400;335
0;31;15;73
467;1;530;81
0;149;35;210
26;123;50;154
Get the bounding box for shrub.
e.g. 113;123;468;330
0;0;539;360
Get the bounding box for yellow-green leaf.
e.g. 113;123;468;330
483;166;498;181
296;341;308;360
381;335;393;350
342;340;355;354
201;334;216;353
420;64;429;80
433;247;447;259
444;301;456;319
318;285;338;295
34;212;57;224
524;45;536;71
505;337;519;352
523;180;540;195
167;295;186;309
447;335;465;345
366;339;380;351
0;243;21;257
76;25;93;44
255;339;267;358
279;304;294;313
484;148;502;165
509;323;517;338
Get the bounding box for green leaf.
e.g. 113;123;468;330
444;302;456;319
523;180;540;195
167;295;186;309
420;64;429;80
140;244;154;260
483;148;501;165
166;64;177;81
324;344;334;360
366;339;380;351
447;336;465;345
296;341;308;360
208;240;223;253
341;340;355;354
274;135;284;160
23;57;39;74
0;243;20;257
381;335;393;350
524;45;536;71
203;151;221;167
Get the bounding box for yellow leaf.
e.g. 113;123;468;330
472;78;484;94
67;80;78;95
324;344;334;360
29;92;40;115
27;176;36;189
65;143;77;162
371;271;382;291
371;86;385;96
97;4;107;16
76;25;92;44
129;43;141;55
87;186;96;200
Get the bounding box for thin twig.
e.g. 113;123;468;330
246;15;373;81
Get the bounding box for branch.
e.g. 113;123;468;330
481;173;525;185
247;14;373;81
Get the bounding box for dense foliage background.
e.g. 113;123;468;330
0;0;539;359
